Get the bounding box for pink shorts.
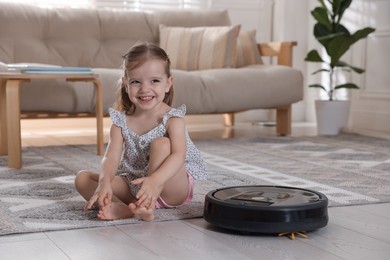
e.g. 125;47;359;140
155;173;194;209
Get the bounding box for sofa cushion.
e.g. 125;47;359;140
171;65;303;114
0;3;155;68
236;30;263;67
15;64;302;115
159;25;240;71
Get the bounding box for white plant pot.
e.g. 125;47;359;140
315;100;350;135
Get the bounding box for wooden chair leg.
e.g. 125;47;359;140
92;79;104;156
276;105;291;136
222;113;234;126
0;79;7;155
6;80;23;168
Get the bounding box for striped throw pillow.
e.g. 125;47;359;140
159;25;241;71
236;30;263;67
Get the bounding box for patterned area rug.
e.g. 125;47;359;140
0;133;389;236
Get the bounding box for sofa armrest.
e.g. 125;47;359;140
257;41;297;66
256;41;298;136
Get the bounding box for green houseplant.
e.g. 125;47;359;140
305;0;375;134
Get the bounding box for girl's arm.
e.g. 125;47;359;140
85;124;124;210
100;124;124;184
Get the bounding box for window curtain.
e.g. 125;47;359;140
0;0;208;9
94;0;207;10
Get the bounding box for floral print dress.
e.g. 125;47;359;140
109;104;208;197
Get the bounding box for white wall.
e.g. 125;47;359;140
272;0;310;123
348;0;390;137
210;0;273;42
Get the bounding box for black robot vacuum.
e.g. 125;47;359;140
204;185;328;234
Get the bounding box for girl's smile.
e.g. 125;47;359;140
138;95;155;103
139;96;154;101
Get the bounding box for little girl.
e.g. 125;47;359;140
75;42;207;221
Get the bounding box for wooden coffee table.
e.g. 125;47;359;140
0;72;104;168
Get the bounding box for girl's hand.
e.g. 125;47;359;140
84;182;113;211
132;176;162;209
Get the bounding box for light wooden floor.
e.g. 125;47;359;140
1;118;389;260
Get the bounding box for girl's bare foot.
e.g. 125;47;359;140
129;203;154;221
97;201;134;220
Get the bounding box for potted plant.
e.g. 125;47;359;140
305;0;375;135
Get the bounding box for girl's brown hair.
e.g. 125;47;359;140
114;42;173;115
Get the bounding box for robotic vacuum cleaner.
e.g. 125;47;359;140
204;185;328;234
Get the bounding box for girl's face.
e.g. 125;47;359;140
123;59;172;112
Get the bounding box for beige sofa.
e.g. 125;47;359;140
0;3;303;135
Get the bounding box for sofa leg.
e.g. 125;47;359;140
222;113;234;126
276;106;291;136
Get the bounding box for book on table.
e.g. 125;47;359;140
6;64;93;74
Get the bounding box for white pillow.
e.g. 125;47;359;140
159;25;241;71
236;30;263;67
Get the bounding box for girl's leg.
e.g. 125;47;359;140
75;170;136;220
148;137;190;206
128;137;189;221
74;170;100;202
